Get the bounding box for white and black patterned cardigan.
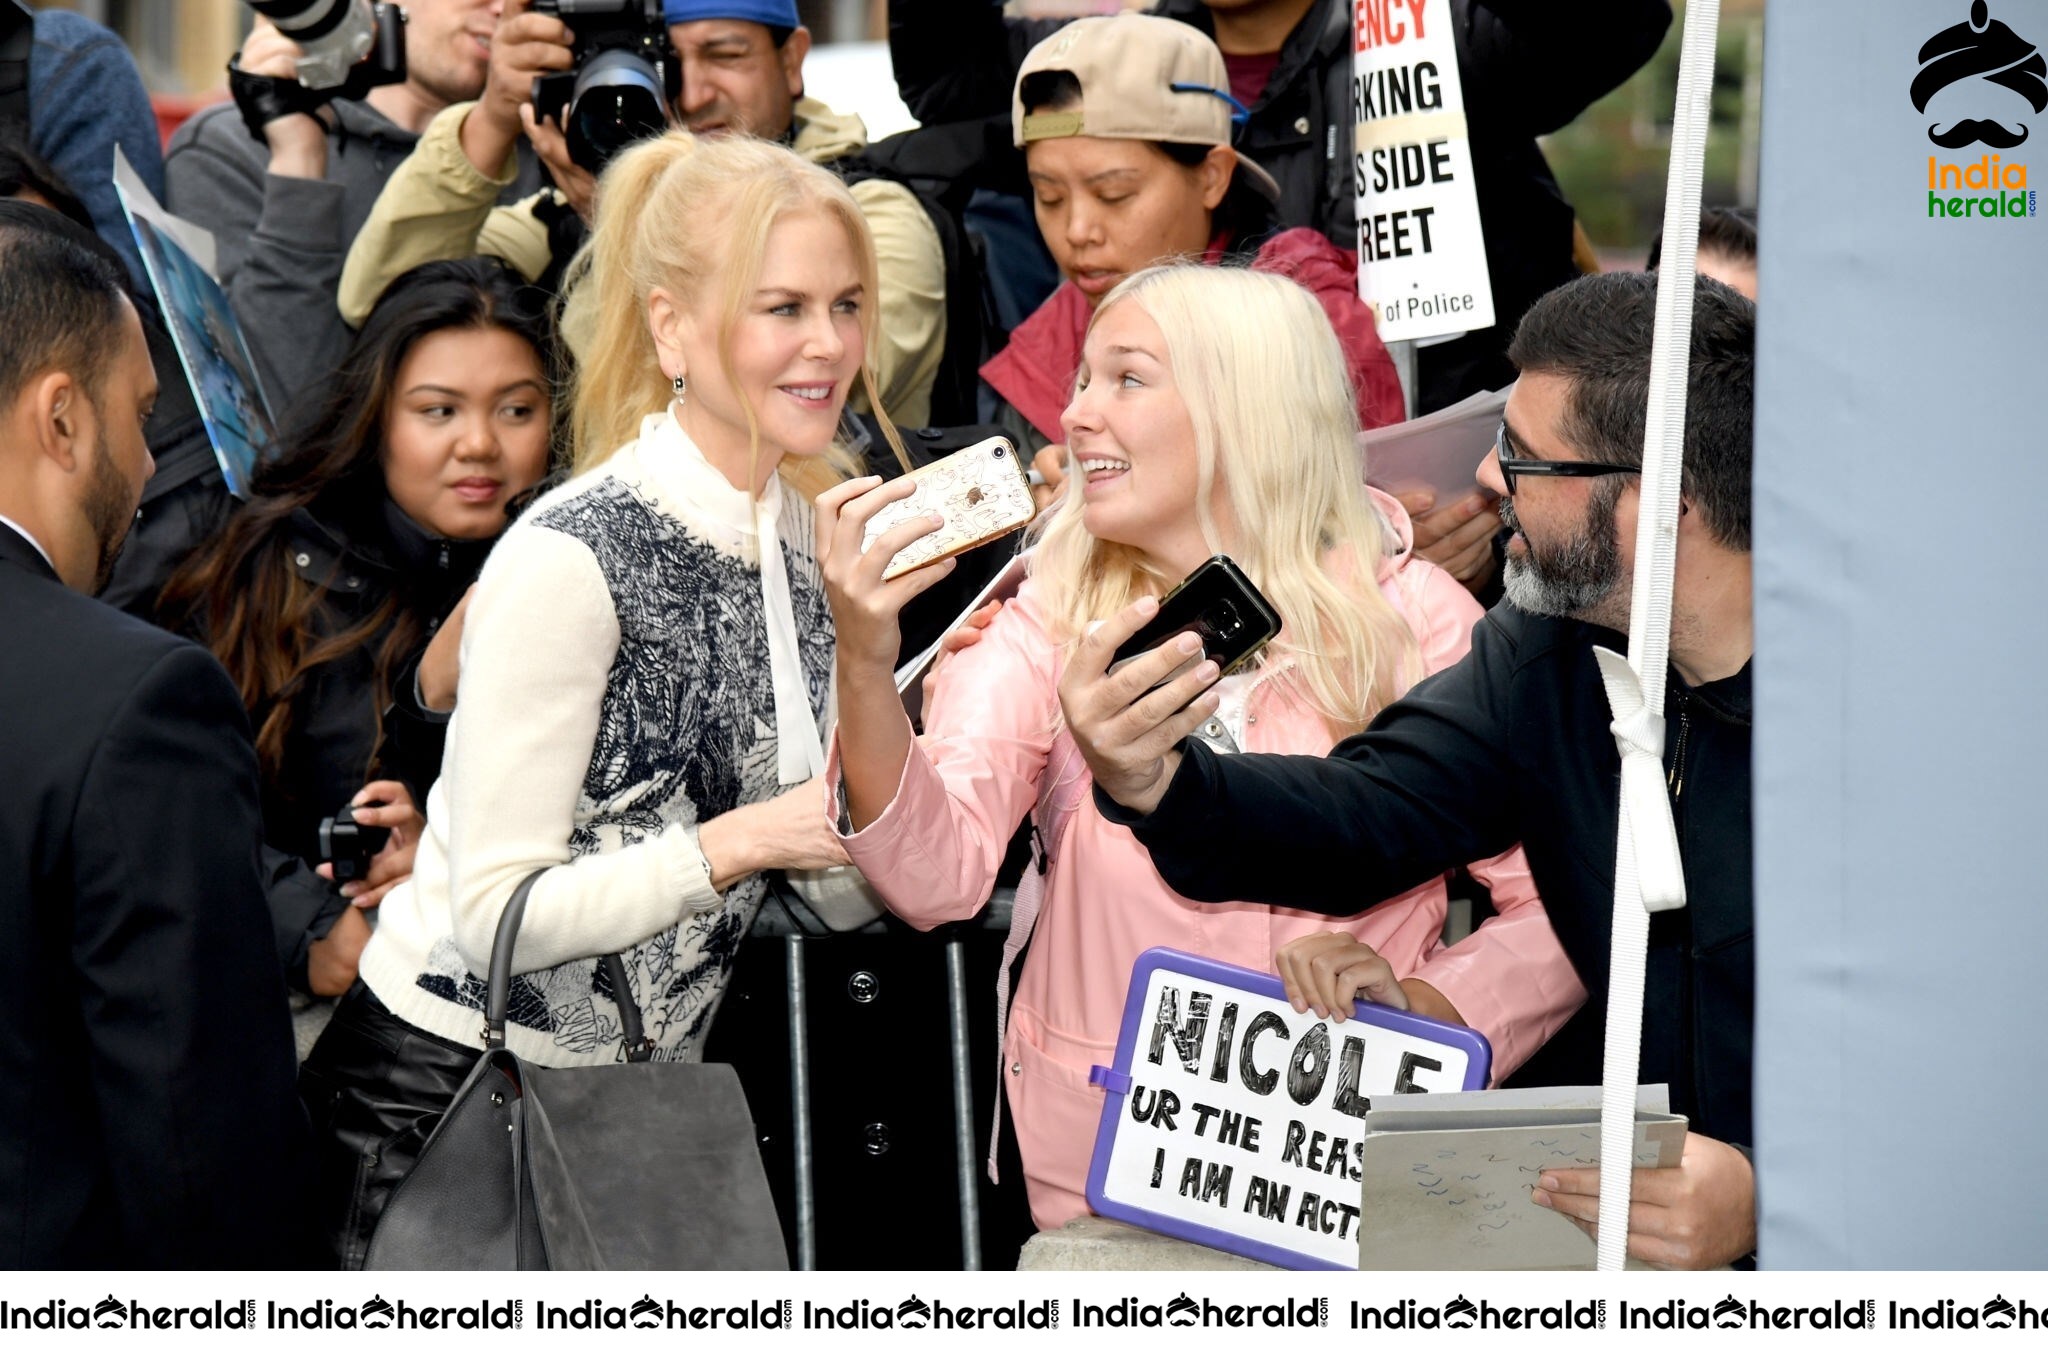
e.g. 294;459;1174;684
360;415;832;1066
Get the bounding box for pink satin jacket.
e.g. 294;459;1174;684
832;495;1586;1229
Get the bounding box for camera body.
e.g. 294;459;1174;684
244;0;406;93
230;1;406;141
529;0;678;172
318;805;392;884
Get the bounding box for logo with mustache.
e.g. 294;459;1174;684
1914;2;2046;148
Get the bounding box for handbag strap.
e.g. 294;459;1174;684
600;954;654;1063
485;869;656;1063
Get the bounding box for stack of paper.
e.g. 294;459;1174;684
1356;1084;1686;1271
1359;386;1508;504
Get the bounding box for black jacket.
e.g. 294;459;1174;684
262;500;485;859
0;523;311;1267
889;0;1672;409
1100;603;1754;1148
209;498;489;989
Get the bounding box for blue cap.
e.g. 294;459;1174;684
663;1;801;26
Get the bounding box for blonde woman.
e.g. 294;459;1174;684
298;132;903;1268
818;265;1585;1231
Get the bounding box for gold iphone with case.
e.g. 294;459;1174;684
861;436;1037;580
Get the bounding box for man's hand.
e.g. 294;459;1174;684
314;780;424;910
1398;489;1500;594
1056;595;1220;818
1530;1131;1757;1269
237;18;328;177
461;0;575;177
519;103;598;221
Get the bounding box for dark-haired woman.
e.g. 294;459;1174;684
982;15;1404;475
160;257;555;1008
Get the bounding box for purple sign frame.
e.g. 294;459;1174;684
1083;947;1492;1270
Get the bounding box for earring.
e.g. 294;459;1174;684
671;373;688;404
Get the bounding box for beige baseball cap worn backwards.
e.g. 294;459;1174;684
1011;13;1283;202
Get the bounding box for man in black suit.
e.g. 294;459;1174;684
0;205;308;1268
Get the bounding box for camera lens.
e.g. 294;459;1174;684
993;445;1007;458
566;47;667;171
1213;601;1243;638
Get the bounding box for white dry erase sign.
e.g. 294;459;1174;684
1084;948;1490;1270
1352;0;1496;343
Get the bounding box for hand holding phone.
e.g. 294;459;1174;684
1110;556;1281;680
860;437;1036;580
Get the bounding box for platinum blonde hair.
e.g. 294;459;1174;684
556;131;907;495
1031;263;1419;735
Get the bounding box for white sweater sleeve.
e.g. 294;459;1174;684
442;524;725;977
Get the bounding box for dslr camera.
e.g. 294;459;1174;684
243;0;405;91
232;1;407;140
529;0;678;172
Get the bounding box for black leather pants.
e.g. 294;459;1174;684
297;982;477;1269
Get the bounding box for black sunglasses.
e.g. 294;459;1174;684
1494;419;1639;496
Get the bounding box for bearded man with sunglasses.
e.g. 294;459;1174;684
1061;271;1760;1269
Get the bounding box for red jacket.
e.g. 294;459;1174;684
980;228;1408;444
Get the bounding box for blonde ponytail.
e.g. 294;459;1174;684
557;133;692;475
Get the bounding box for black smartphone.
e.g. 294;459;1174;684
1111;556;1282;679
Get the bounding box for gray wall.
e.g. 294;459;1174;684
1754;0;2048;1268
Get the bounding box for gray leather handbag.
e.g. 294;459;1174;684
365;870;789;1269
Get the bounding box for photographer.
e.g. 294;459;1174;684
166;1;543;408
338;0;949;426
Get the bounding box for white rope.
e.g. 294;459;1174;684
1591;0;1722;1272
